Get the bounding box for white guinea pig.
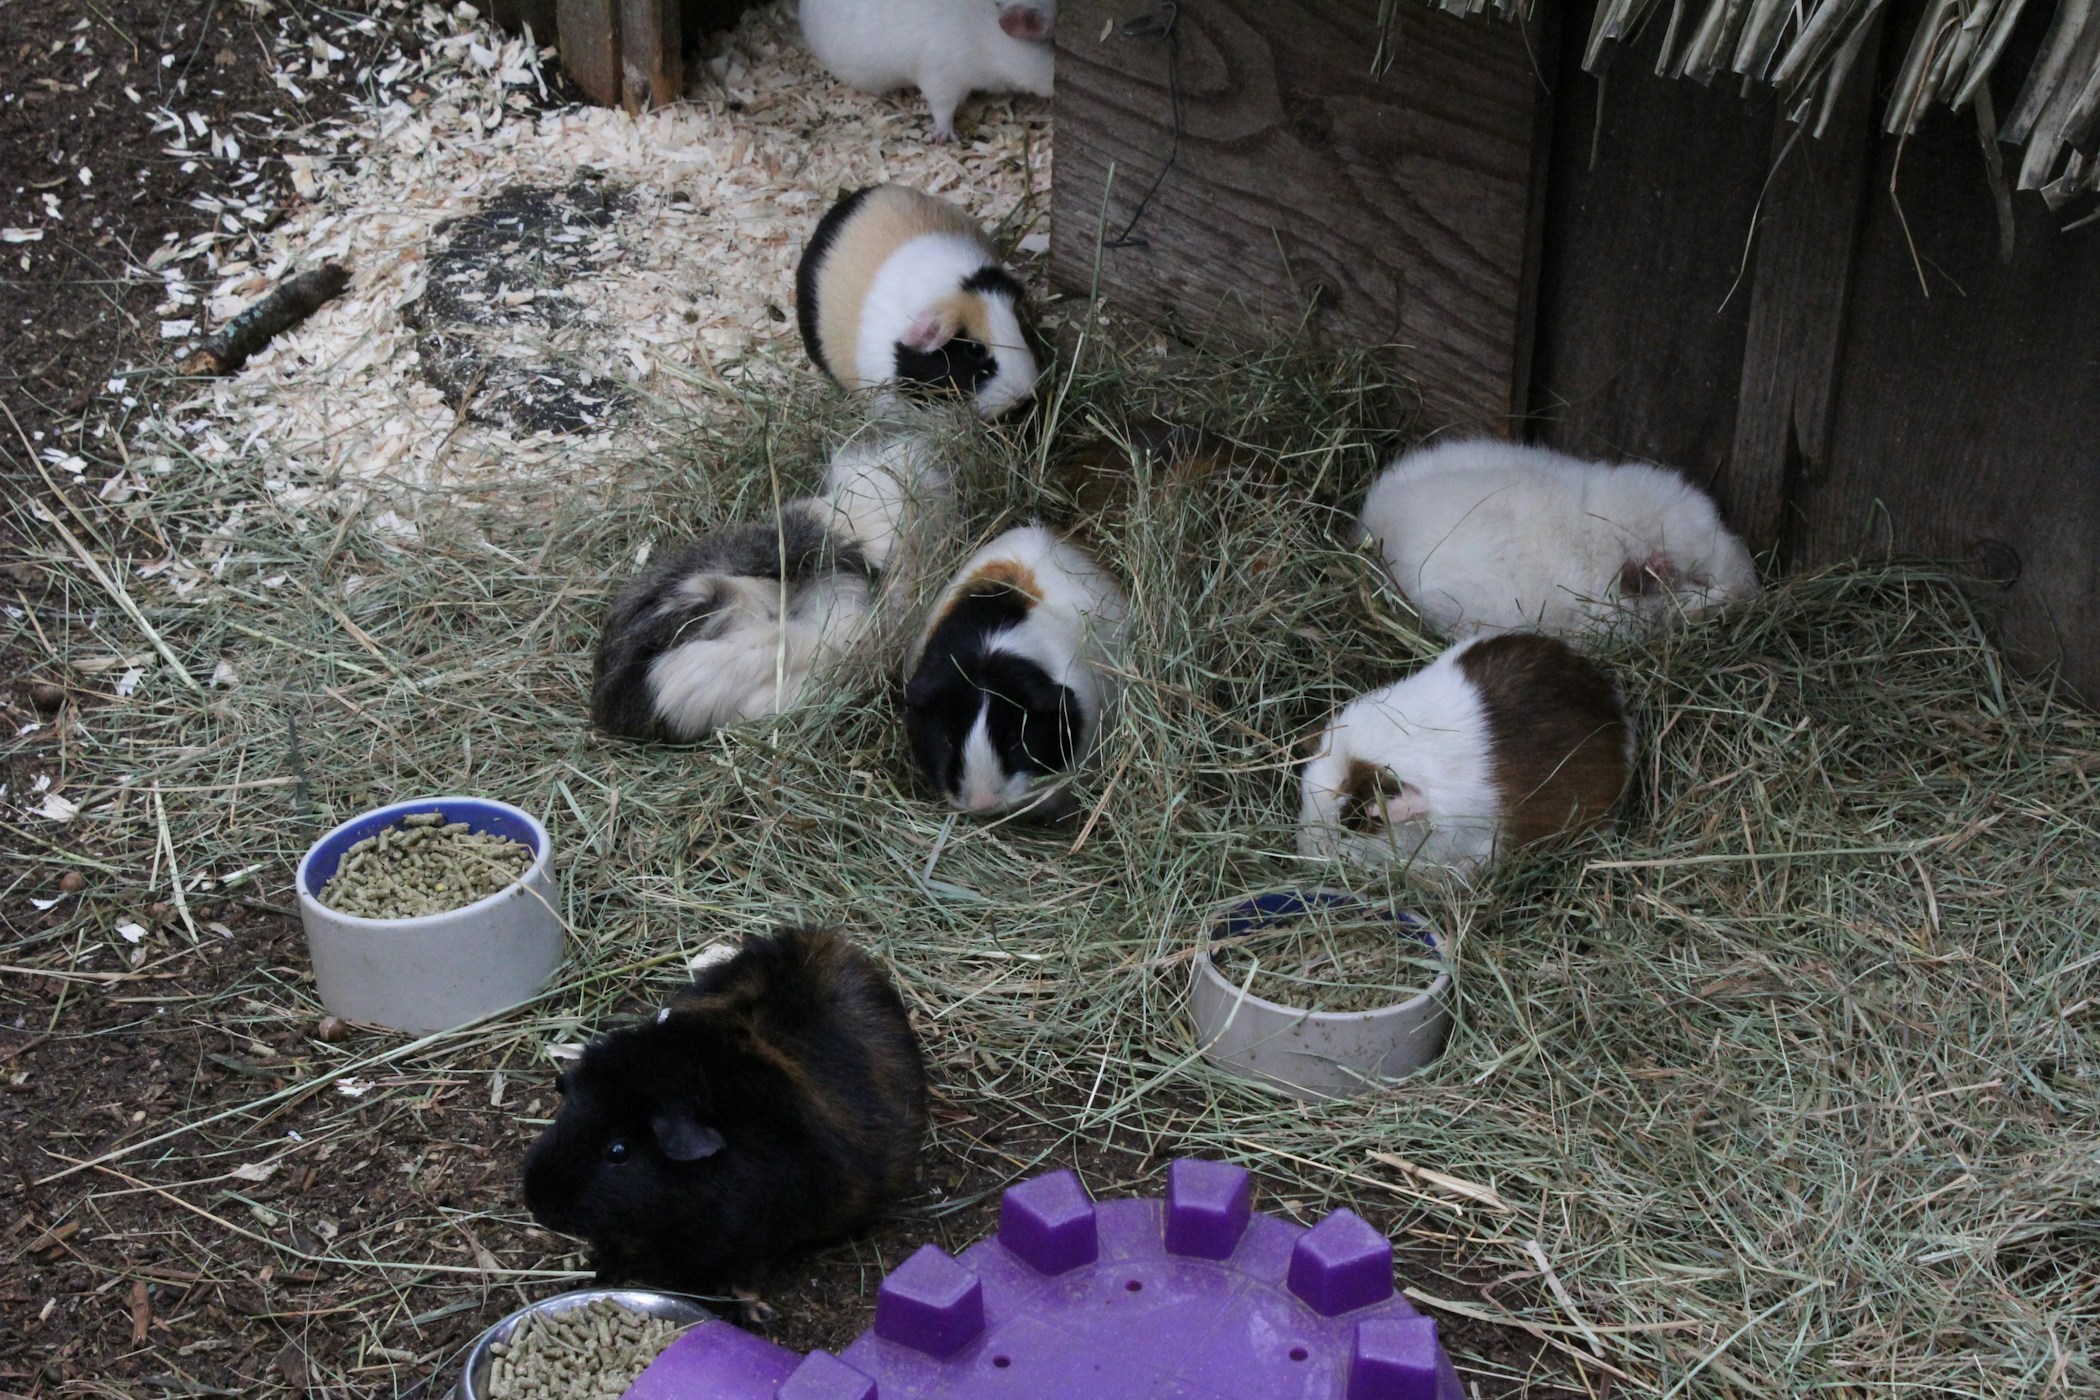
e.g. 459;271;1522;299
796;184;1039;419
799;0;1055;142
1357;439;1759;644
1298;632;1632;880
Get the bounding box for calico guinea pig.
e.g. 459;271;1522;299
904;524;1126;820
521;925;929;1293
798;0;1054;143
1298;632;1632;879
1357;439;1758;644
796;184;1038;418
591;434;952;742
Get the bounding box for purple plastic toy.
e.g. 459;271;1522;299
623;1158;1464;1400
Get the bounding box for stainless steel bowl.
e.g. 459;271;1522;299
453;1287;713;1400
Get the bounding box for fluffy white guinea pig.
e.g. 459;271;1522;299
1298;632;1632;880
799;0;1055;142
795;184;1038;418
1357;439;1758;644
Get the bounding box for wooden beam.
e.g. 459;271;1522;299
620;0;683;113
557;0;621;108
1049;0;1546;436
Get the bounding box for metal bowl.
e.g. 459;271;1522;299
453;1287;713;1400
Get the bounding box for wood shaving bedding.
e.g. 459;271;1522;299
131;0;1050;518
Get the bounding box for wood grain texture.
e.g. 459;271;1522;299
1726;14;1885;557
1796;93;2100;696
1527;3;1778;488
1048;0;1545;435
620;0;683;112
556;0;621;107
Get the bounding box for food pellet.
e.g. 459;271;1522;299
316;812;533;920
482;1299;689;1400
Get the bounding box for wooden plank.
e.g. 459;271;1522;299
1796;80;2100;695
557;0;621;108
620;0;682;113
1049;0;1546;435
1726;14;1885;557
1527;0;1778;486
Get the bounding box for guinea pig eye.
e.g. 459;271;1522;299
602;1139;631;1165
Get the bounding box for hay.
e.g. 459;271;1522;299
8;308;2099;1396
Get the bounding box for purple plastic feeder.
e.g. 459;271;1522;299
622;1159;1463;1399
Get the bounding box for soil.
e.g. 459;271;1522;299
0;4;1586;1396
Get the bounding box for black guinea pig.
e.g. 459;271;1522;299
521;925;928;1291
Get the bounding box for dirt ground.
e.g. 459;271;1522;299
0;4;1584;1397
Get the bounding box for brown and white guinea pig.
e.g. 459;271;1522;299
1056;421;1252;531
521;924;928;1293
1298;633;1632;880
1357;439;1759;644
795;184;1038;418
798;0;1055;143
903;524;1127;821
590;434;952;742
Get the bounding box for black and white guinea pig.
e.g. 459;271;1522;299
1299;632;1632;880
521;924;928;1292
798;0;1055;143
795;184;1038;418
590;434;952;741
903;524;1126;820
1356;439;1759;644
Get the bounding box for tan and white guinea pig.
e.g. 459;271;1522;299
1298;633;1632;880
798;0;1055;143
1357;439;1759;644
796;184;1039;419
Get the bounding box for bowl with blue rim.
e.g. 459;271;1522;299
1190;888;1452;1100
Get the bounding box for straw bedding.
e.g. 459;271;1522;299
13;319;2096;1392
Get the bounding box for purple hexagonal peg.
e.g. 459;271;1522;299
779;1349;879;1400
1347;1317;1460;1400
998;1168;1099;1275
1287;1208;1395;1316
1163;1158;1252;1259
874;1244;985;1359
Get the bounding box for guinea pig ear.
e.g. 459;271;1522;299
651;1108;725;1162
902;309;962;354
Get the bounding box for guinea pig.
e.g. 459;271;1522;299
1356;439;1758;644
903;524;1126;820
796;184;1038;418
521;924;929;1292
798;0;1055;143
1298;632;1632;879
591;433;952;741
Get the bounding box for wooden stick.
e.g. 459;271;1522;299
177;264;350;377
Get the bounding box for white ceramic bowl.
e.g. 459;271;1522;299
453;1287;712;1400
1190;889;1452;1101
296;795;562;1034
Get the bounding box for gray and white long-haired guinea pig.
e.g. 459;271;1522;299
799;0;1055;143
903;524;1126;820
795;184;1038;418
591;433;953;742
1357;439;1759;644
521;925;928;1293
1299;633;1632;880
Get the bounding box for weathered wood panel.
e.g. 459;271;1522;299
620;0;683;112
1049;0;1546;435
1795;97;2100;691
1726;15;1884;557
556;0;621;107
1527;5;1780;486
